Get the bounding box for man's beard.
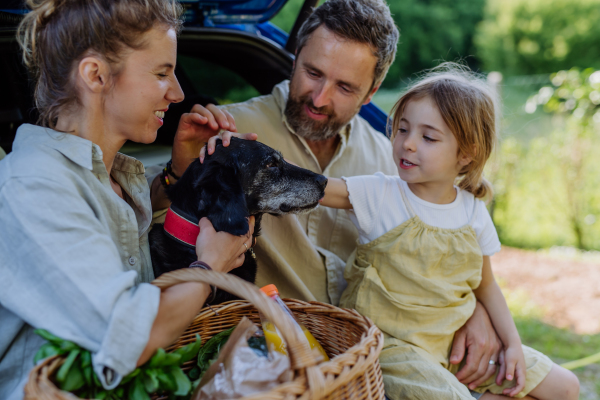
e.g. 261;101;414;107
284;94;352;141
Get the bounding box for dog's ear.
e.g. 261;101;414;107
194;156;249;236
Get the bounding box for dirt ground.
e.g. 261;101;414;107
491;247;600;335
491;247;600;399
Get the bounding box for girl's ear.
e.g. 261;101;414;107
458;152;473;167
459;144;477;167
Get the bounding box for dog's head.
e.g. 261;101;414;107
167;138;327;236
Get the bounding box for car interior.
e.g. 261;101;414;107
0;13;295;166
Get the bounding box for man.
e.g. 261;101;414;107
196;0;502;396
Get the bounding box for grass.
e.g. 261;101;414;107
502;284;600;399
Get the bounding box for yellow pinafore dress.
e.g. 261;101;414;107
339;186;552;399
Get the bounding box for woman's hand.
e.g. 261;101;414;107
195;216;255;273
199;130;258;163
501;345;526;397
170;104;238;176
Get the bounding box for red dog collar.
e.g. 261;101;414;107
163;207;199;248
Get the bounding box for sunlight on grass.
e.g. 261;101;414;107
501;281;600;362
500;282;600;399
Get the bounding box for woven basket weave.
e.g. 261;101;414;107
25;268;385;400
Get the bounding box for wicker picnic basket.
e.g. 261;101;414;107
25;268;385;400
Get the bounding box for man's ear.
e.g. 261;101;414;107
195;162;249;236
363;83;381;105
78;56;110;94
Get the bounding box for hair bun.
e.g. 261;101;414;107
17;0;183;129
18;0;64;71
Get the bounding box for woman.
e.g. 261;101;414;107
0;1;255;398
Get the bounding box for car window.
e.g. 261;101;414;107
177;55;260;105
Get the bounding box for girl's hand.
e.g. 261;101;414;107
495;348;507;386
502;345;526;397
199;130;258;163
195;216;255;273
171;104;238;176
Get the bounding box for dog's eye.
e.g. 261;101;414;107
265;163;278;169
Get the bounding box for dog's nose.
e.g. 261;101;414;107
316;175;328;190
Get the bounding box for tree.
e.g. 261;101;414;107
526;68;600;249
385;0;486;86
475;0;600;76
271;0;487;87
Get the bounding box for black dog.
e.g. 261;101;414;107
149;138;328;304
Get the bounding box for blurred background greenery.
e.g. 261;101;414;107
272;0;600;253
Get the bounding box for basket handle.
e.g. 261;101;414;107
151;268;322;371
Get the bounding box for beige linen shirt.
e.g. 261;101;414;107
220;81;397;305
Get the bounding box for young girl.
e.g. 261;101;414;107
320;64;579;400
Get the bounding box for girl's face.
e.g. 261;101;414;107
392;96;470;199
105;27;184;144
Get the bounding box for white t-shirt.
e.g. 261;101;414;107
343;173;501;256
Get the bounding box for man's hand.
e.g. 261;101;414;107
171;104;237;176
450;301;503;389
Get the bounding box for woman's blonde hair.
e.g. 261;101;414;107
17;0;183;129
389;62;499;200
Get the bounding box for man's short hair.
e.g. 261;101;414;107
296;0;399;89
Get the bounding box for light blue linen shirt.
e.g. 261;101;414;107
0;124;160;399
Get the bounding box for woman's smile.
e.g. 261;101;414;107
154;109;168;125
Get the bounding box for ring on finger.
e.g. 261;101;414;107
243;242;248;251
489;360;497;365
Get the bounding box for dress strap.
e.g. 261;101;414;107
468;195;479;226
399;182;417;218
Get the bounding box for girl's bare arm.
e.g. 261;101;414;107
320;178;353;209
474;256;526;396
473;257;520;346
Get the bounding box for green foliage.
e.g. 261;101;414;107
271;0;320;33
33;329;203;400
195;326;235;380
503;284;600;398
475;0;600;76
505;287;600;363
487;69;600;250
384;0;486;87
270;0;486;87
528;68;600;119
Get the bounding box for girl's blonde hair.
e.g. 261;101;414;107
17;0;183;129
389;62;499;200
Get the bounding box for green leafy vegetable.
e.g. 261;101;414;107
56;349;80;383
197;326;235;375
60;363;85;392
174;334;203;364
33;329;204;400
128;375;151;400
33;342;63;364
170;366;192;396
142;369;159;393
